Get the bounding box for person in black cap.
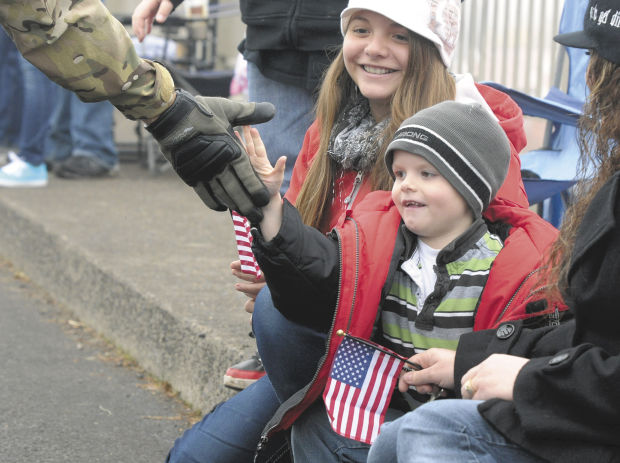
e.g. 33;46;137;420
366;1;620;462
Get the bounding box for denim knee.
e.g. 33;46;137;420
366;416;401;463
251;286;277;343
252;286;327;401
166;376;279;463
379;400;546;463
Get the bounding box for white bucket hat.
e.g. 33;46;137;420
340;0;461;68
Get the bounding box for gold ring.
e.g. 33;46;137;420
463;378;475;396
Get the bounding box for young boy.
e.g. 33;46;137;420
240;100;511;454
380;101;510;358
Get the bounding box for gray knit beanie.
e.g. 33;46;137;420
385;101;510;217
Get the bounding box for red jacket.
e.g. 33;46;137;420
263;83;564;442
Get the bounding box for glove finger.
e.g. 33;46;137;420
213;177;263;223
232;102;276;126
229;156;271;208
240;206;264;225
173;135;240;186
194;182;227;211
208;173;239;212
213;166;265;224
194;96;275;127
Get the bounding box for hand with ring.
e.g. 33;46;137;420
460;354;530;400
462;378;476;398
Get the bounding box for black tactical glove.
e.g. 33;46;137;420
147;89;275;223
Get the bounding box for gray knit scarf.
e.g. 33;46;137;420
327;96;390;173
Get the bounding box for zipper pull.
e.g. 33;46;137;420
343;171;364;208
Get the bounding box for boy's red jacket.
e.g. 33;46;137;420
263;83;564;441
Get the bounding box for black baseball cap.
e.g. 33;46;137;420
554;0;620;65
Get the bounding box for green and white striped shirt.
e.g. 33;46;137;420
381;231;503;358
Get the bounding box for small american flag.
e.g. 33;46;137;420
231;211;262;279
323;335;404;444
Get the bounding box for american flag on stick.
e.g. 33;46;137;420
231;211;262;279
322;331;405;444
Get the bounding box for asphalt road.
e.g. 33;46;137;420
0;259;197;463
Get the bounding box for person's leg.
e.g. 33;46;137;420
68;93;118;168
246;62;314;193
166;375;280;463
54;92;118;178
45;85;73;165
0;55;54;186
368;400;546;463
0;30;22;147
290;400;371;463
16;54;57;166
252;285;328;402
366;408;401;463
0;29;22;148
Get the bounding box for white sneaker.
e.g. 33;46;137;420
0;154;48;187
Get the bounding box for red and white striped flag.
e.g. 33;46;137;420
231;211;262;279
322;335;404;444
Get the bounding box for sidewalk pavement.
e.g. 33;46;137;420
0;162;256;412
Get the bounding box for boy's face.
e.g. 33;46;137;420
391;150;474;249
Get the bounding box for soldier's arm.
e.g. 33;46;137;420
0;0;274;220
0;0;173;121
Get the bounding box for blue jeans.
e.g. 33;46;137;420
368;400;546;463
167;288;327;462
291;400;371;463
46;85;118;168
291;400;408;463
247;62;314;194
0;29;22;146
166;376;279;463
253;286;328;401
16;54;57;166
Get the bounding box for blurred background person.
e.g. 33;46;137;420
0;28;22;163
45;85;119;179
0;55;56;187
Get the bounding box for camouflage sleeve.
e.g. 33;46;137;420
0;0;175;120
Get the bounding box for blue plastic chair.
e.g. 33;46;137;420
483;0;590;226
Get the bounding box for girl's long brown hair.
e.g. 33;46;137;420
545;52;620;299
296;32;456;230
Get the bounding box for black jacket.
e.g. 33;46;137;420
454;171;620;462
238;0;346;90
169;0;345;90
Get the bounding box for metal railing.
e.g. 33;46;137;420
452;0;566;98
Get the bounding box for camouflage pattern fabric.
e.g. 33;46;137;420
0;0;174;120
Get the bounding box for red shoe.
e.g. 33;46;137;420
223;352;266;390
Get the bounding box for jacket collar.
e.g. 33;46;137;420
398;217;489;264
438;218;489;265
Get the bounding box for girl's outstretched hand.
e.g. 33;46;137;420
237;126;287;198
230;259;266;308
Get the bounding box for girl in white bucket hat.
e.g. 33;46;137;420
294;0;463;230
